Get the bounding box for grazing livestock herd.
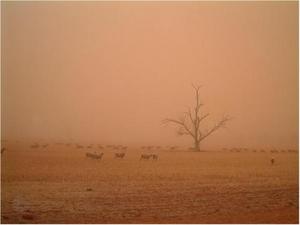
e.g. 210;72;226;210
140;154;158;160
85;152;159;161
0;142;298;165
82;144;160;161
86;152;104;160
83;144;159;161
222;147;298;153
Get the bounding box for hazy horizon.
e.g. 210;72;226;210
1;1;298;149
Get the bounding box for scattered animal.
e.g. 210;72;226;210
140;154;152;160
140;154;158;160
151;154;158;160
271;158;275;165
86;152;104;160
31;144;39;148
115;152;126;159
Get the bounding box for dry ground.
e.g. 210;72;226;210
1;143;299;223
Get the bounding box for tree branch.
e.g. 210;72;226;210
192;84;203;114
177;127;190;136
163;118;195;137
199;115;231;141
197;113;210;128
184;107;195;125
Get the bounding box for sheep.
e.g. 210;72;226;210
86;152;104;160
140;154;158;160
115;152;126;159
140;154;152;160
271;158;275;165
151;154;159;160
31;143;39;148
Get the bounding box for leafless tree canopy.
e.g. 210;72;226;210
163;85;231;151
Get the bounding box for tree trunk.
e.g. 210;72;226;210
194;140;200;151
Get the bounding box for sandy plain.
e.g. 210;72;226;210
1;142;298;223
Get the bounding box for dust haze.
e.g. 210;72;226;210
1;1;298;149
1;2;299;224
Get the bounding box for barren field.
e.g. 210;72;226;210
1;143;299;224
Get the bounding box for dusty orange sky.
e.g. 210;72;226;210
1;2;298;149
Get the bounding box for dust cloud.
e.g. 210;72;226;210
1;2;298;149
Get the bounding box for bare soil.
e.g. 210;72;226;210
1;143;298;223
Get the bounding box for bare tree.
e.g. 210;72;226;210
163;85;231;151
